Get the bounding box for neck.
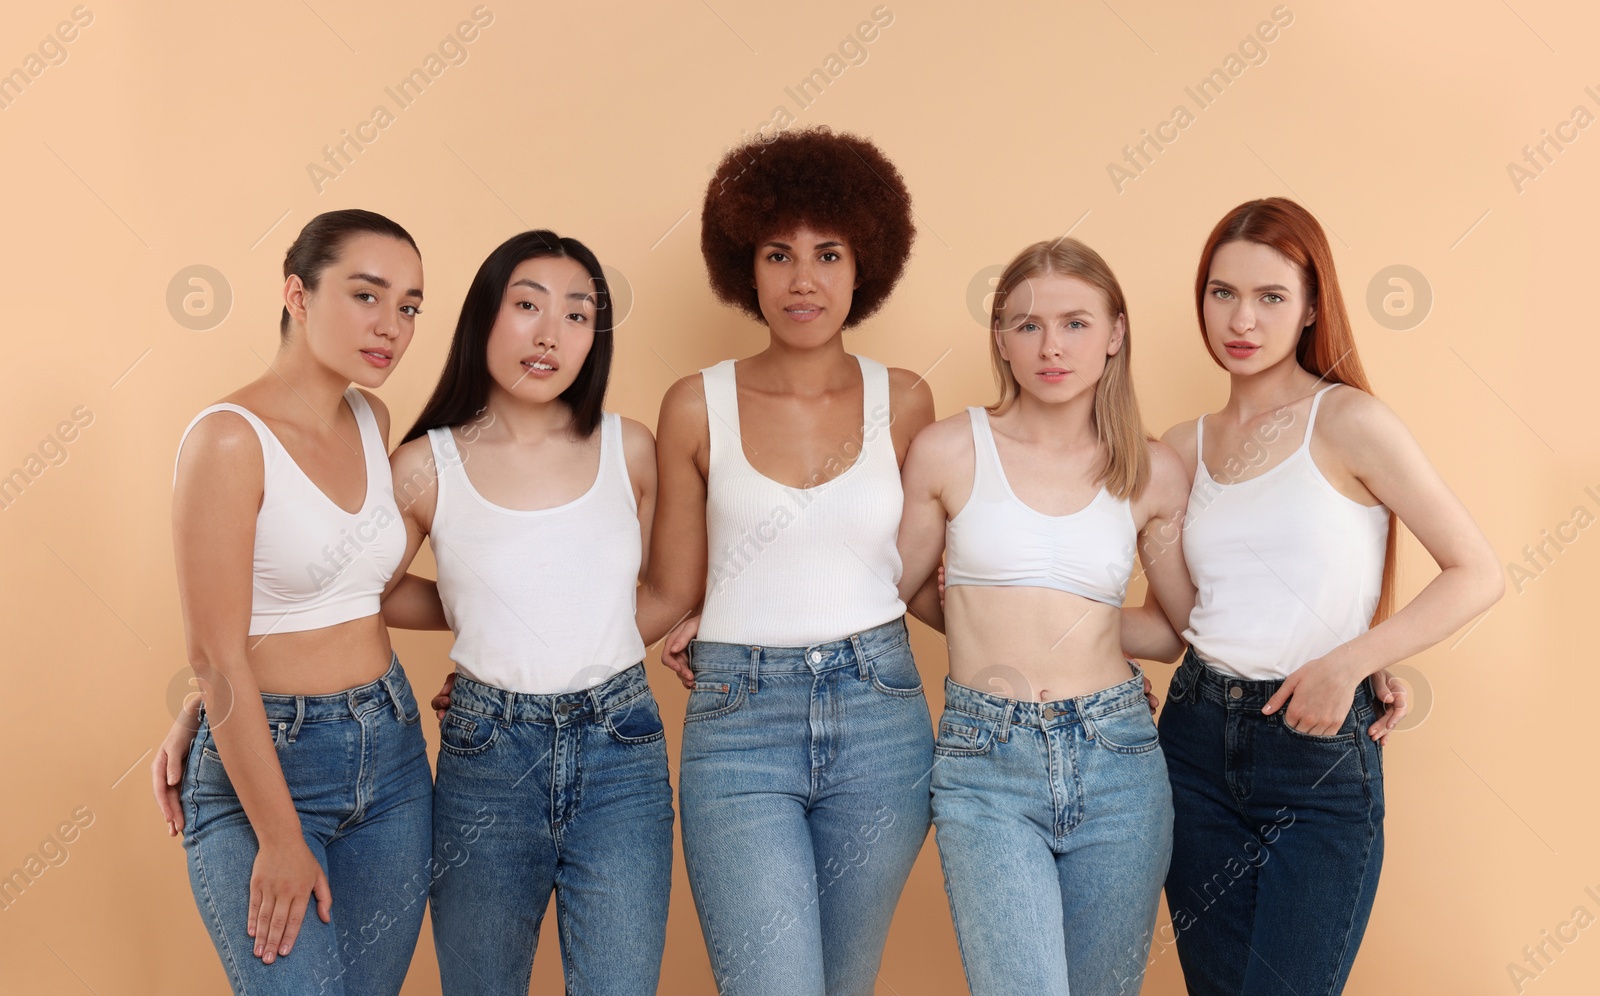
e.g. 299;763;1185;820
753;330;855;393
482;384;577;443
264;336;354;429
1225;350;1321;421
1009;384;1099;449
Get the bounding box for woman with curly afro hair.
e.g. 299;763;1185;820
635;127;940;994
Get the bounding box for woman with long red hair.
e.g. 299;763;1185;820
1157;197;1501;994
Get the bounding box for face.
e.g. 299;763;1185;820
286;233;424;387
994;273;1125;405
484;255;597;404
751;224;860;344
1202;240;1317;373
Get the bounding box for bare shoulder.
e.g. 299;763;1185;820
1159;418;1200;460
659;374;709;424
1143;438;1190;505
177;409;263;478
389;433;434;480
886;365;935;405
618;415;658;472
354;387;392;442
1318;383;1404;440
912;409;974;455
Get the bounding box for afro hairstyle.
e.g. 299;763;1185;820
700;126;915;329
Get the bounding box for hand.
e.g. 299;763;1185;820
432;672;458;720
1261;654;1362;737
661;614;700;689
1141;671;1159;715
248;838;333;964
937;564;946;610
151;704;202;837
1365;668;1409;746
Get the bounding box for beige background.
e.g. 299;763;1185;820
1;0;1596;992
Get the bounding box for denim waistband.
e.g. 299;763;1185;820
449;661;651;725
199;652;413;732
687;615;909;677
1179;647;1376;710
942;660;1147;729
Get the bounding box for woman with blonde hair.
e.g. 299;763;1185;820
895;237;1192;995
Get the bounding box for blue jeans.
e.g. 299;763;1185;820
182;654;433;995
429;662;674;995
1160;647;1385;996
931;663;1172;996
679;616;934;996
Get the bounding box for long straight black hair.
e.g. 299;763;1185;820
403;230;614;443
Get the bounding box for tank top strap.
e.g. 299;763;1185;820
599;411;638;512
700;359;741;470
1301;383;1342;451
964;407;1007;500
172;403;280;487
425;425;464;515
342;388;391;484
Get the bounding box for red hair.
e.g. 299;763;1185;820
1194;197;1397;624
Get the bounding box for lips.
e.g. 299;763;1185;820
1223;340;1259;359
1037;368;1071;382
784;304;822;323
360;348;392;368
520;356;558;377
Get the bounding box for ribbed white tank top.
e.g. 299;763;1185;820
1182;384;1390;679
699;355;906;646
426;412;647;694
172;388;405;636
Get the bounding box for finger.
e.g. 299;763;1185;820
281;893;308;956
1261;678;1294;716
263;895;291;963
314;874;333;923
152;753;174;824
248;882;262;941
164;786;185;833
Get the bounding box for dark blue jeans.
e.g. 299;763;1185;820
1159;648;1385;996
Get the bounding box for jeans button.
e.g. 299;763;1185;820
1228;686;1243;700
810;651;822;663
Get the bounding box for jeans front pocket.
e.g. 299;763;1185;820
683;675;746;723
867;643;924;698
605;688;667;744
1090;700;1162;755
439;709;501;755
934;710;996;757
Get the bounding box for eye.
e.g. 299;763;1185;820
566;311;588;323
356;291;377;303
516;300;537;311
1262;293;1284;304
400;304;422;317
1020;321;1041;333
1068;320;1087;329
766;251;789;263
820;250;841;262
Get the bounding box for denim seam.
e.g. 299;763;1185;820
187;767;249;993
1316;739;1381;996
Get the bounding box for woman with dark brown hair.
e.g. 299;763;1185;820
641;126;938;995
1158;197;1502;994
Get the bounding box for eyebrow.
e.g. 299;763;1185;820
1005;309;1095;321
1208;278;1291;293
348;272;423;299
763;240;845;250
510;278;595;304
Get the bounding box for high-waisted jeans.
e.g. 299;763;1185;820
931;661;1173;996
429;662;675;996
679;616;934;996
1161;647;1386;996
182;653;434;995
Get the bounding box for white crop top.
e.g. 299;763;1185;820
698;355;906;646
426;413;647;694
1182;384;1390;680
173;388;406;636
944;407;1138;607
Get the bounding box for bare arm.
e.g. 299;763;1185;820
172;413;330;961
636;377;710;648
1121;440;1194;663
380;435;447;630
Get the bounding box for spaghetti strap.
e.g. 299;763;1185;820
1302;383;1341;450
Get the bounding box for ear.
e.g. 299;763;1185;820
1107;313;1128;357
992;323;1010;363
284;274;310;330
1304;298;1317;329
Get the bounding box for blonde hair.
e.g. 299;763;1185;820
988;238;1150;500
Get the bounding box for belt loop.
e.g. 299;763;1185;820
748;646;760;695
851;632;869;681
998;701;1014;743
288;696;305;743
501;687;515;729
381;668;406;723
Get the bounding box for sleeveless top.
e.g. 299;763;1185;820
426;413;646;694
699;355;906;646
944;407;1138;606
173;388;405;636
1182;384;1390;679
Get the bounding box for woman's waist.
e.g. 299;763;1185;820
244;614;394;695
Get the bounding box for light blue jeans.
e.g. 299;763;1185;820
679;616;934;996
429;662;674;995
931;662;1172;996
182;654;434;995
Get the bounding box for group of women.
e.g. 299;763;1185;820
150;128;1503;996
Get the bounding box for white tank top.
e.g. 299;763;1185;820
1182;384;1390;679
944;407;1138;606
426;412;647;694
699;355;906;646
173;388;406;636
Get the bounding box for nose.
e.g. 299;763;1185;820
1040;326;1066;356
1229;300;1255;334
789;258;817;293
